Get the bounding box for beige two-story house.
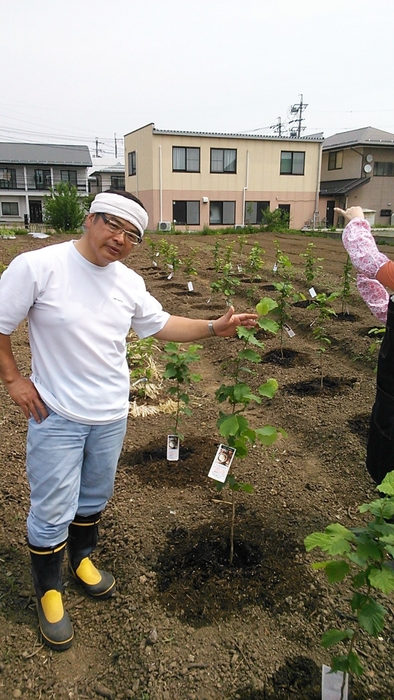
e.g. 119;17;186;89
0;143;92;226
320;127;394;227
124;123;323;231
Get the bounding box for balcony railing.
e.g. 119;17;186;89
0;171;88;192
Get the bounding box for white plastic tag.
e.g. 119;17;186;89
152;260;157;267
309;287;317;298
208;444;236;482
206;297;211;304
321;665;348;700
167;273;173;280
237;265;243;272
187;281;194;291
284;323;295;338
273;263;278;272
167;435;180;462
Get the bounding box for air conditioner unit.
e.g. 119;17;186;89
234;224;245;230
158;221;171;232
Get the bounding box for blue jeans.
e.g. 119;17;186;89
26;408;127;547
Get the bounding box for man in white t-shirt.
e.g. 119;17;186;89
0;190;258;651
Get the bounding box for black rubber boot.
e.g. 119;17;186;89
28;540;74;651
67;513;115;599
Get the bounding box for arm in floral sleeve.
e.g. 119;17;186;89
356;274;388;324
342;217;389;278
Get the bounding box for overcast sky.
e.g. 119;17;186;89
2;0;394;161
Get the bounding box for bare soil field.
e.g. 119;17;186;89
0;229;393;700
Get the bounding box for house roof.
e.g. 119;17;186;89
320;178;371;196
0;142;92;166
323;127;394;151
125;122;323;143
89;165;125;177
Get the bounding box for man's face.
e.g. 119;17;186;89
82;212;141;266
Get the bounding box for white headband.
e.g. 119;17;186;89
90;192;148;237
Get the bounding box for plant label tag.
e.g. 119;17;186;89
167;435;180;462
152;260;157;267
309;287;317;298
237;265;243;272
284;323;295;338
206;297;211;304
187;281;194;291
156;252;160;257
273;263;278;272
208;444;236;482
321;665;348;700
167;273;173;280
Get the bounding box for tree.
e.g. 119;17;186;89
44;182;87;231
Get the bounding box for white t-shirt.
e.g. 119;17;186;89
0;241;169;424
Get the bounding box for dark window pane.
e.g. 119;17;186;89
280;152;292;174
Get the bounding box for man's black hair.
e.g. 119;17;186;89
104;189;147;213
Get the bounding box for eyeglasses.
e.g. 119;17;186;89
99;213;142;245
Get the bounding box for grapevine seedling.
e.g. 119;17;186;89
182;248;199;280
339;255;354;316
213;241;223;273
214;297;284;563
299;242;323;288
162;342;202;440
273;279;304;358
308;292;338;389
305;470;394;700
164;243;181;278
210;263;240;306
237;233;248;256
273;241;292;279
246;243;265;282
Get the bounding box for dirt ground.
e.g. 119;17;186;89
1;228;394;700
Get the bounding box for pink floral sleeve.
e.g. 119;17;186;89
342;218;389;278
356;274;388;324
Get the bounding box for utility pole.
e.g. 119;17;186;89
270;116;283;137
95;137;103;158
114;133;117;159
289;94;308;137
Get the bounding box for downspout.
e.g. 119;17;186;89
314;142;322;230
135;150;138;197
242;150;249;225
23;166;29;220
159;145;163;224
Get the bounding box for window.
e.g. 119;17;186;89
245;201;270;225
172;147;200;172
278;204;290;227
61;170;77;185
128;151;136;176
210;201;235;225
35;169;51;189
328;151;343;171
1;202;19;216
173;201;200;225
210;149;237;173
0;168;16;189
374;162;394;177
280;151;305;175
110;175;125;190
